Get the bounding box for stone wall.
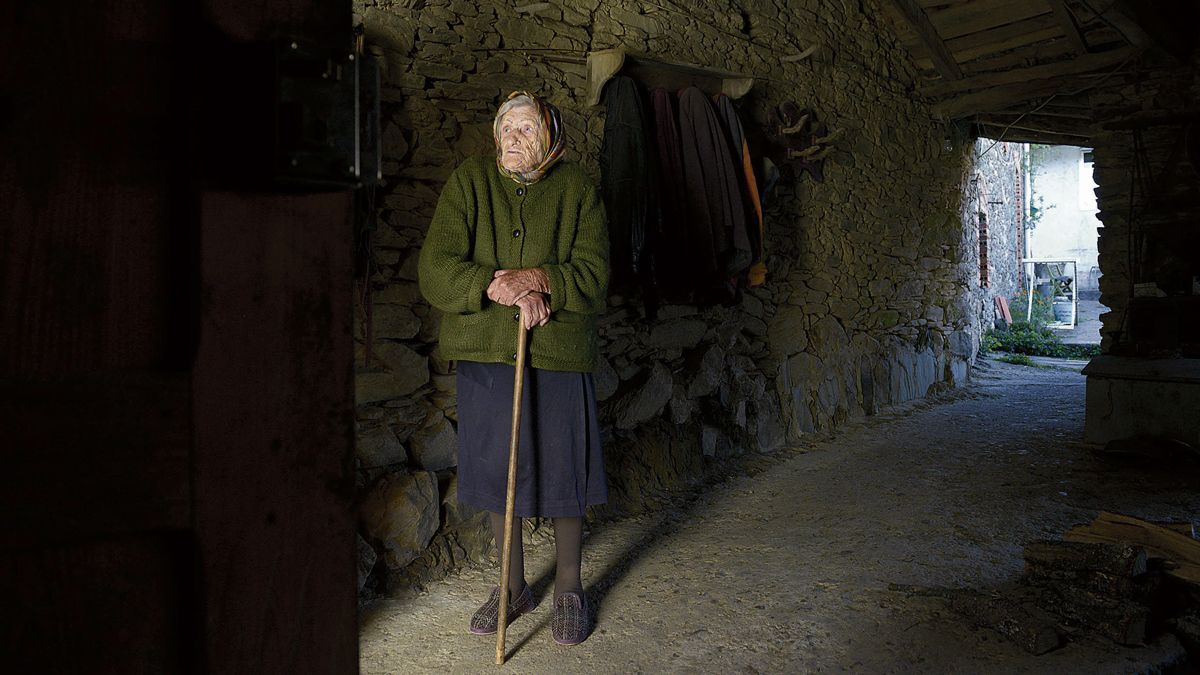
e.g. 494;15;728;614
1090;52;1200;353
351;0;985;597
964;138;1025;321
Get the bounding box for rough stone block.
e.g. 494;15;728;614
374;282;423;306
356;425;407;469
357;534;378;592
616;363;673;429
809;316;849;357
355;343;429;404
594;355;619;401
496;17;556;46
648;318;707;350
374;304;421;339
687;344;725;398
767;305;808;359
412;61;463;82
360;470;440;570
410;415;457;471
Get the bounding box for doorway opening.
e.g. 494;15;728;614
1022;143;1105;347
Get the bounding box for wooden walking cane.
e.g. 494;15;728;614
496;306;528;665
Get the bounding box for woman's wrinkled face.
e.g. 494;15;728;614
498;104;545;173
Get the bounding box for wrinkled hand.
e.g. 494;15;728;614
514;293;550;329
487;268;550;306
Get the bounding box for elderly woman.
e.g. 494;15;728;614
418;91;609;646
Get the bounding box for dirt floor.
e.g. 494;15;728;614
359;358;1200;673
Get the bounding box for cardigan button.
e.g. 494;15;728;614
512;229;521;238
510;353;517;361
513;312;519;321
516;187;525;196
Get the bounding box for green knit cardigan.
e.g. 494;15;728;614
418;156;610;372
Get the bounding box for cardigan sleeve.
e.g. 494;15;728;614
542;181;610;315
418;166;496;314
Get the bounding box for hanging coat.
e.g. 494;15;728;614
599;76;656;292
650;88;689;300
677;86;750;296
715;94;767;287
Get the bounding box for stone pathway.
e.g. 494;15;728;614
359;359;1197;673
1052;299;1104;345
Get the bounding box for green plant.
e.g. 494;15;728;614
1008;289;1055;326
996;353;1042;367
983;321;1100;359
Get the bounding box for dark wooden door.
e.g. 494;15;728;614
1;2;357;672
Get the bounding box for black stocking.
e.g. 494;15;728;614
488;511;526;600
553;516;584;598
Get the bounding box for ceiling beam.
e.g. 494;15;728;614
974;115;1094;137
887;0;963;80
1045;0;1089;54
921;47;1137;98
973;123;1092;146
932;74;1092;118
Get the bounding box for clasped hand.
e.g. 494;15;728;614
487;268;550;329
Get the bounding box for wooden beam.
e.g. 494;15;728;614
912;21;1063;72
932;74;1086;117
929;0;1052;40
1046;0;1089;53
976;120;1092;140
946;13;1058;56
921;47;1137;98
1095;0;1155;51
959;37;1074;74
888;0;963;80
984;109;1093;122
974;123;1093;146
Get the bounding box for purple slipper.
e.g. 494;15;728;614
469;585;536;635
551;591;592;646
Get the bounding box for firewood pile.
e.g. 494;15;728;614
893;511;1200;657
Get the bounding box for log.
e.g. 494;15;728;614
889;584;1062;655
1153;522;1199;540
1023;540;1148;577
1168;610;1200;654
1064;512;1200;590
1036;584;1149;645
945;589;1063;655
1024;563;1161;603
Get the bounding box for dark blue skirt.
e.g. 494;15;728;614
456;361;607;518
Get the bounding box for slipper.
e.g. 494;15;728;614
551;591;592;646
469;584;536;636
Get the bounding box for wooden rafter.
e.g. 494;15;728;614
921;47;1136;98
933;74;1089;118
973;123;1092;146
1045;0;1089;54
928;0;1051;41
887;0;963;80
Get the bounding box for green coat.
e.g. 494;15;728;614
418;157;610;372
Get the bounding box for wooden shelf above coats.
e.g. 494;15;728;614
585;48;755;106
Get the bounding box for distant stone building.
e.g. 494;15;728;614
964;138;1026;326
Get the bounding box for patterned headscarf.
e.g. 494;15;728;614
493;91;566;185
